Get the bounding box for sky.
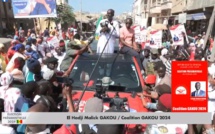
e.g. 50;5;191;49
69;0;133;15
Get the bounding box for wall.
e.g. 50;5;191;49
171;0;186;14
187;0;215;10
0;0;14;19
133;0;142;24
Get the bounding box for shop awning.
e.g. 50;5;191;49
175;14;192;20
186;14;193;20
192;13;206;20
174;12;206;20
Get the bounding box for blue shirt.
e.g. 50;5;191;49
89;124;98;132
26;71;35;83
45;0;56;12
15;95;35;112
25;51;40;60
31;3;48;15
31;1;56;15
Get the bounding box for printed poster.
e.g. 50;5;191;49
169;24;189;46
140;29;147;43
47;36;59;51
12;0;57;18
133;25;141;43
172;61;208;112
148;30;162;48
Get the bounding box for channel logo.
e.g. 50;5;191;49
176;86;187;95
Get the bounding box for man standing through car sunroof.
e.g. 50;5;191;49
96;9;120;54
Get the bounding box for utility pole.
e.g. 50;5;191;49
0;1;3;36
203;5;215;50
80;0;83;33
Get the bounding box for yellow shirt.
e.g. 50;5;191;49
74;39;88;48
0;53;7;72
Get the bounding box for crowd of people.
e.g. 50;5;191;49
0;7;215;134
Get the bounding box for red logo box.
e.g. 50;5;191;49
172;61;208;112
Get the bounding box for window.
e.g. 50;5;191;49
69;60;141;92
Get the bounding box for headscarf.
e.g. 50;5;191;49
0;43;4;49
0;72;13;86
0;72;14;99
0;74;21;113
12;44;24;51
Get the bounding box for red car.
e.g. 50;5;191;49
65;53;150;134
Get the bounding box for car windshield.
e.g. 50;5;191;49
69;60;142;92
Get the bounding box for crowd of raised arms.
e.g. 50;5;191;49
0;8;215;134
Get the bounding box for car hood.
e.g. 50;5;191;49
72;90;148;113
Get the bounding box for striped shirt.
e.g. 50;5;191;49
160;56;171;75
164;60;171;75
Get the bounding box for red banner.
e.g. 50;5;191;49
172;61;208;112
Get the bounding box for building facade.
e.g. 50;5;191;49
132;0;142;25
0;0;14;35
132;0;173;27
0;0;34;36
172;0;215;35
171;0;186;15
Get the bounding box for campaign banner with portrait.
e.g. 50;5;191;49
12;0;57;18
172;61;208;112
148;30;162;48
169;24;189;46
140;29;147;43
133;25;141;43
47;36;59;52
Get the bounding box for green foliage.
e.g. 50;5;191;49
46;3;75;25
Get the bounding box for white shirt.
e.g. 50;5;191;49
31;44;37;51
6;52;25;73
26;128;50;134
53;52;66;71
208;64;215;78
96;19;119;54
196;39;204;48
208;82;215;120
4;87;21;112
0;124;16;134
145;124;188;134
37;43;46;57
145;111;188;134
155;76;161;86
195;90;201;96
78;124;98;133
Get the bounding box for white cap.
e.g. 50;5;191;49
42;66;55;80
161;48;168;56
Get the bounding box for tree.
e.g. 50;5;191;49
46;3;75;29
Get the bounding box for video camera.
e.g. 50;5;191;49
109;92;128;112
94;79;107;99
94;79;128;112
100;21;109;27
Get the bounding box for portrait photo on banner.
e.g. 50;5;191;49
190;81;206;97
12;0;57;18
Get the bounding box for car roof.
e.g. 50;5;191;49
77;53;133;62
